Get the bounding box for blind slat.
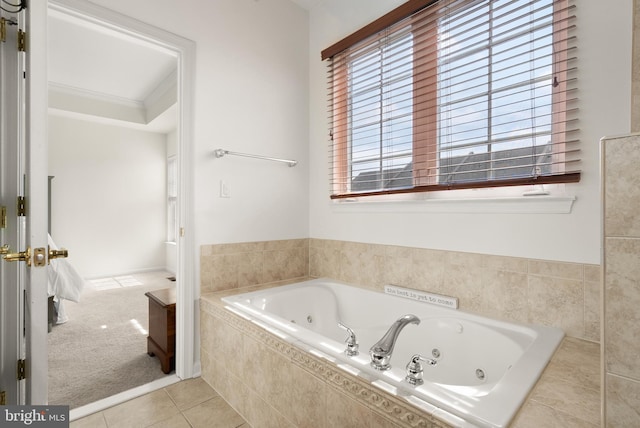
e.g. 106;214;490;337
326;0;579;197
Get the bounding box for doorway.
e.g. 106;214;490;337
45;0;195;414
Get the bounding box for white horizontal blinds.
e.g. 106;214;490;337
327;0;578;198
435;0;577;184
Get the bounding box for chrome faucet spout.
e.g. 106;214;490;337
369;314;420;370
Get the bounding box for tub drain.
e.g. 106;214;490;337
476;368;486;380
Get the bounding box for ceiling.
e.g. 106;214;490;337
47;8;178;133
47;1;317;134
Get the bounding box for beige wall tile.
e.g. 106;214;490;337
209;254;241;291
264;238;308;250
326;389;373;428
604;237;640;379
263;248;308;283
604;135;640;237
482;254;528;273
480;269;529;323
606;374;640;427
528;276;584;337
584;278;601;343
238;251;264;287
443;264;483;313
199;348;218;392
528;260;584;281
289;364;328;428
407;248;446;293
446;250;483;268
339;242;385;288
584;264;601;282
371;412;404;428
309;246;340;278
202;238;601;345
382;249;414;287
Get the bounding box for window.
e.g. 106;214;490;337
323;0;578;199
167;156;178;242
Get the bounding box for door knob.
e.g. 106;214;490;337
48;246;68;263
3;247;31;266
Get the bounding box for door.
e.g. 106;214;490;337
0;2;24;405
0;0;49;405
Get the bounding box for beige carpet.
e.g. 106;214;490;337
48;271;175;409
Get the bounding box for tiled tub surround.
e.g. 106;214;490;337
200;239;601;426
220;278;565;428
201;287;600;428
602;134;640;426
200;239;600;343
200;239;309;294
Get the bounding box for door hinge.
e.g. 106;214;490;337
17;29;25;52
0;390;5;405
17;359;25;381
0;206;6;228
17;196;25;216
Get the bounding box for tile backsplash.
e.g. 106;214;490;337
200;238;600;343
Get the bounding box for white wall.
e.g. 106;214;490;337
308;0;633;265
76;0;632;268
48;114;167;278
85;0;311;256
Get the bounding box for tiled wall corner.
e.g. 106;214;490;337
308;239;600;343
603;134;640;426
200;239;308;293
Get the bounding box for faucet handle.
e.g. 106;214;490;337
338;322;359;356
405;354;437;386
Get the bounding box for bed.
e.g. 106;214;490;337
47;234;85;328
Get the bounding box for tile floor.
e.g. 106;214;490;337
70;378;249;428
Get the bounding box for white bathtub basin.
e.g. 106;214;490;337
222;278;563;427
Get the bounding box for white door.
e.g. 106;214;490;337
23;0;51;405
0;2;25;405
0;0;49;405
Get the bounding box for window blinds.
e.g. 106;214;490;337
325;0;578;198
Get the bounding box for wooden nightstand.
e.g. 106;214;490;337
145;288;176;374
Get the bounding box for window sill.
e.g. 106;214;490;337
330;195;576;214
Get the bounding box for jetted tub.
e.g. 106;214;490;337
221;278;564;428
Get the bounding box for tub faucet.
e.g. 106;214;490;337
369;314;420;370
338;322;359;356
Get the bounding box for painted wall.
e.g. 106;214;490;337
308;1;633;265
86;0;311;255
48;114;167;278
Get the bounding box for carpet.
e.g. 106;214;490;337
47;271;175;409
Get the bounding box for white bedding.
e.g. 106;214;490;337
47;235;85;323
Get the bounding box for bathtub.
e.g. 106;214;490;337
221;278;564;428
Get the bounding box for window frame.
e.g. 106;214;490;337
324;0;579;200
